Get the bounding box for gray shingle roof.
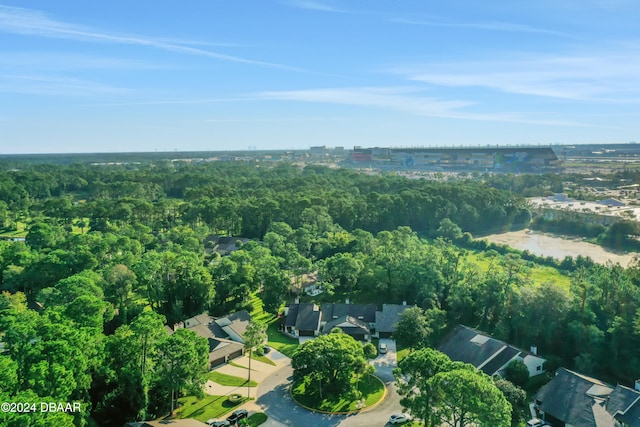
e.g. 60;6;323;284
608;384;640;426
321;303;376;323
284;303;321;332
375;304;411;334
438;325;510;372
535;368;615;427
323;315;370;335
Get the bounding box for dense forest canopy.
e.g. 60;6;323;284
1;160;639;426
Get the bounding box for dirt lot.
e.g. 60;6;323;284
483;229;637;267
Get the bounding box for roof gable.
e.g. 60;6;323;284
535;368;616;427
323;315;370;334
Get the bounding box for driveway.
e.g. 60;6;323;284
371;338;398;382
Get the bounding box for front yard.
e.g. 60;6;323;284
175;394;247;421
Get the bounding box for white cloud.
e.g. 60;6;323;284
392;18;565;36
0;74;128;96
390;51;640;102
257;86;587;126
282;0;346;12
0;5;299;70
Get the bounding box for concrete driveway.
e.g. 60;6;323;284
372;338;398;382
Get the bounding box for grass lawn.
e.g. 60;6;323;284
248;291;298;358
396;344;410;362
247;412;268;426
175;394;247;422
251;353;276;366
248;293;276;324
464;251;571;290
266;322;298;358
205;371;257;387
292;374;385;413
0;226;27;238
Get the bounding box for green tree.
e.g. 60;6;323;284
155;328;208;414
494;377;527;424
436;218;463;241
292;332;366;399
504;359;529;387
242;321;267;398
429;368;511;427
394;306;431;350
363;342;377;359
393;347;455;426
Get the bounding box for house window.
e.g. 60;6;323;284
537;366;541;371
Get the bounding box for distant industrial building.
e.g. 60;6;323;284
349;146;559;172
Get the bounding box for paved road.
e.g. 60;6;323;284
252;342;403;427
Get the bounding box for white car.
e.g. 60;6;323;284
389;413;412;424
526;418;550;427
379;343;388;354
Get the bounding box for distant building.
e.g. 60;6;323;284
349;146;559;172
205;236;252;256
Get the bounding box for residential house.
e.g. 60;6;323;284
320;302;377;341
534;367;640;427
173;310;252;369
283;301;411;342
205;235;252;257
438;324;546;378
375;303;411;338
290;272;323;296
213;309;252;343
283;303;322;337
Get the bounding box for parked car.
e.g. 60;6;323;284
226;408;249;424
526;418;551;427
389;413;411;424
206;419;230;427
379;342;388;354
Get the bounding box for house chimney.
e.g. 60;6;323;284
635;379;640;392
345;298;350;304
530;345;538;355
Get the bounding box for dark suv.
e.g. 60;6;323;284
226;408;248;424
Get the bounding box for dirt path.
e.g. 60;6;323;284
482;229;637;267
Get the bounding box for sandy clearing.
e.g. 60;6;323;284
482;229;638;267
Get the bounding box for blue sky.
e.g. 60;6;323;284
2;0;640;153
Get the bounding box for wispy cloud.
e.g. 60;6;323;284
0;5;300;70
0;74;128;96
282;0;346;12
390;51;640;102
392;18;565;36
257;86;588;126
0;52;160;71
204;116;346;123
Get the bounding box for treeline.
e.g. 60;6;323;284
0;162;530;237
531;215;640;251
